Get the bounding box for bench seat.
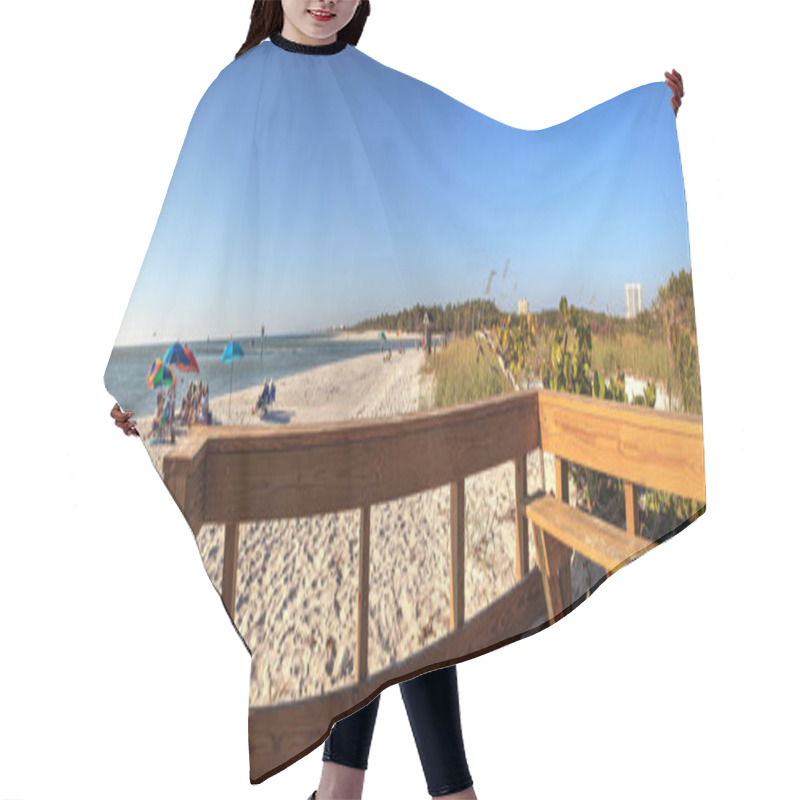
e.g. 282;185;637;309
525;493;654;572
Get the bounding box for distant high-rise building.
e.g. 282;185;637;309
625;283;643;319
517;297;529;316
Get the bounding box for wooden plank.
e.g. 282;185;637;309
162;434;208;536
450;479;465;631
526;494;652;572
542;533;571;623
356;505;370;684
196;391;540;522
248;564;549;783
531;522;554;621
514;456;529;580
625;480;641;538
537;388;705;503
548;457;572;619
222;521;239;621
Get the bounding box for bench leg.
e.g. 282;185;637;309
533;526;573;625
531;523;554;621
547;535;572;623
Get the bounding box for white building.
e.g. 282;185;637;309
625;283;643;319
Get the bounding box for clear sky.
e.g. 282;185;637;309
111;41;688;347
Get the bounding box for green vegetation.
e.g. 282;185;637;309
353;299;502;337
525;268;702;414
420;334;514;409
539;297;632;400
352;268;701;416
654;269;702;414
357;267;703;541
489;311;537;386
591;334;671;392
536;292;703;541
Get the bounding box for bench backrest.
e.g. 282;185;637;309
537;388;705;503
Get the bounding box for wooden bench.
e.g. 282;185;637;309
526;388;707;624
526;492;656;622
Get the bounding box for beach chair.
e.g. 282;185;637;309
254;380;277;416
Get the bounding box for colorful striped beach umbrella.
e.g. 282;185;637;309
147;358;176;390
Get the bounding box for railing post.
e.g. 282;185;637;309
222;520;240;621
450;479;465;631
555;455;569;503
624;480;641;538
356;505;370;684
514;455;529;581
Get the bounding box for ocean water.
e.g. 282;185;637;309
103;332;417;418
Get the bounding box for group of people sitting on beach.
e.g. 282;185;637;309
147;380;211;443
252;378;277;416
179;380;211;428
147;385;176;442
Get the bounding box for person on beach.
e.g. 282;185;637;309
109;2;685;797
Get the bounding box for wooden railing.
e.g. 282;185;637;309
163;389;542;680
161;387;705;782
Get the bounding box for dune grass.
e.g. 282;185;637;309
531;321;673;387
592;332;672;383
419;335;513;411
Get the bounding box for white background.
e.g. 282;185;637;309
1;1;796;798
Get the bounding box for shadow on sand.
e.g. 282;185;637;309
255;409;293;425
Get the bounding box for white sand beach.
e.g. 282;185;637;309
136;346;603;707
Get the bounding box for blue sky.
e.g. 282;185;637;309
112;41;688;347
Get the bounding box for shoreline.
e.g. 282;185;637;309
137;347;434;477
327;328;419;342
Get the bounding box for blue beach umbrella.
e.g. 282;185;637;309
221;339;244;419
164;341;200;413
163;342;192;370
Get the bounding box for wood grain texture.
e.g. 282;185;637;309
166;391;540;523
547;456;572;620
162;432;208;535
450;479;465;631
531;522;554;621
514;455;529;580
356;505;370;684
625;480;641;537
538;388;705;503
221;521;239;620
526;494;653;571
